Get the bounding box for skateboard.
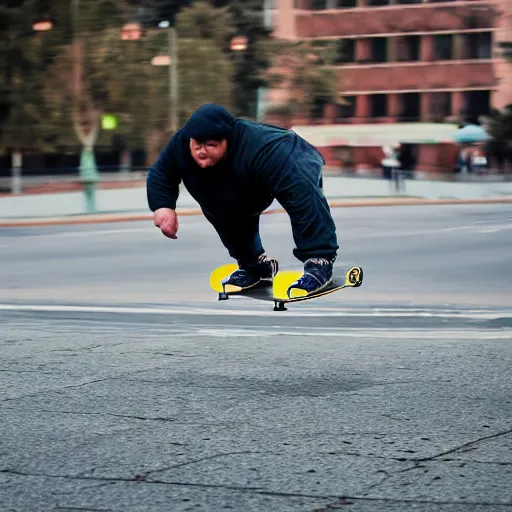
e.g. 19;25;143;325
209;263;363;311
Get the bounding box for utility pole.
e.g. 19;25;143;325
169;26;179;133
159;21;179;134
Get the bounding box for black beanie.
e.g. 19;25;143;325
182;104;235;142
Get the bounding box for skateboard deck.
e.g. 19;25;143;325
272;266;363;309
209;263;363;311
209;263;275;302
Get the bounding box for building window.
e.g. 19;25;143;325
467;32;492;59
337;96;357;119
333;39;355;64
462;90;491;124
370;94;388;118
367;0;389;5
396;35;421;61
308;0;358;8
434;35;453;60
371;37;388;63
336;0;357;7
397;0;422;3
311;0;328;9
398;93;421;122
429;92;452;121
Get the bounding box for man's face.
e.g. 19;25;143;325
189;138;227;168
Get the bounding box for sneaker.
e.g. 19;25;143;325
222;256;278;292
287;258;333;298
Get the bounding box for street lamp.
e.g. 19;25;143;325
151;21;179;134
151;55;171;66
121;22;142;41
32;20;53;32
119;19;179;133
230;35;248;52
230;35;255;119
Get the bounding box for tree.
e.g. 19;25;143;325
150;0;193;24
263;39;339;124
173;1;236;115
212;0;273;119
123;1;237;162
0;0;66;153
483;105;512;173
144;32;235;162
174;0;236;45
0;0;238;166
0;0;135;165
41;26;155;151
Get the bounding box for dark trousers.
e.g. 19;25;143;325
204;152;338;268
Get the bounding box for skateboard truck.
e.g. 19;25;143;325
273;301;287;312
218;283;230;301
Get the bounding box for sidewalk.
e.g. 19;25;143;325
2;197;512;228
1;176;512;227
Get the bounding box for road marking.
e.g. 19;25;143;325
1;227;155;240
3;221;510;246
0;303;511;320
477;224;512;234
366;223;512;239
195;328;511;340
3;318;509;340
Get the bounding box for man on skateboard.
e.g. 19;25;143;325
146;103;339;298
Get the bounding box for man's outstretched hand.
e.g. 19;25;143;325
154;208;179;239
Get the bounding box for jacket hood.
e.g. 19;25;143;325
182;104;235;142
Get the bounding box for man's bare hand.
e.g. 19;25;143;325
154;208;178;239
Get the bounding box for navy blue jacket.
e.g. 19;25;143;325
146;104;328;220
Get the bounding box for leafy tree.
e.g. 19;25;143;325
263;39;339;123
483;105;512;172
0;0;133;163
149;0;192;24
174;0;236;45
41;26;154;151
0;0;66;153
0;0;238;166
173;39;235;120
213;0;273;119
173;0;237;115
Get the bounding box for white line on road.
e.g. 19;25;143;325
195;328;511;339
0;303;511;320
10;227;155;239
2;222;510;246
476;224;512;234
364;223;512;239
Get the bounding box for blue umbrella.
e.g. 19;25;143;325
454;124;489;143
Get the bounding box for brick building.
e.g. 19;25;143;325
264;0;512;173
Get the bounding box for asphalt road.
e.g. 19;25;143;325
1;203;511;512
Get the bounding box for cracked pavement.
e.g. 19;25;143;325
1;204;512;511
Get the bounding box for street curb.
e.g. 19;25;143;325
1;197;512;228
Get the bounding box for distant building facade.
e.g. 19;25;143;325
264;0;511;173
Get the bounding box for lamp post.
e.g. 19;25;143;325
155;21;179;134
121;20;178;132
229;35;250;118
